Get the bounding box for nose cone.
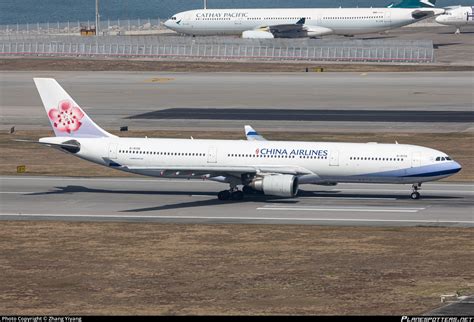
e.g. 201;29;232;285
452;161;462;174
164;19;172;28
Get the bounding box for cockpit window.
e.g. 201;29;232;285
446;156;452;161
436;157;441;161
171;16;177;20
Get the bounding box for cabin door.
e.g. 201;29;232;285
384;11;392;24
329;150;339;166
207;147;217;163
411;152;421;168
235;16;244;25
108;143;118;160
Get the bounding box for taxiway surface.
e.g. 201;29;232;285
1;71;473;133
1;176;472;227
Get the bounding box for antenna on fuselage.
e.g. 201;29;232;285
204;0;207;9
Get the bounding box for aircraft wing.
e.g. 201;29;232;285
243;18;333;38
412;8;445;19
126;164;314;178
267;18;307;33
244;125;267;141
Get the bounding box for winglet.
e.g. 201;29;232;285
245;125;267;141
296;17;306;25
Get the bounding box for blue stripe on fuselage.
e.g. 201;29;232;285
362;161;461;178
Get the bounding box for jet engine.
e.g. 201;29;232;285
305;26;333;37
248;174;299;197
242;30;275;39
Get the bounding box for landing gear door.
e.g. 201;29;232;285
411;152;421;168
329;150;339;166
108;143;118;160
207;147;217;163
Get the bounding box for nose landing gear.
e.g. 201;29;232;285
410;183;422;200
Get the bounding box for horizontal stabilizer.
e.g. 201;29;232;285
14;138;81;153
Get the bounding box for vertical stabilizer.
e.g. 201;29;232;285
389;0;436;8
34;78;114;138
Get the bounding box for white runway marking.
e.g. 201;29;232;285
258;206;425;213
0;213;473;225
334;188;473;194
304;197;398;200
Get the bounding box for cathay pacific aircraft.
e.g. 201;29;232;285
436;6;474;33
164;0;445;38
30;78;461;201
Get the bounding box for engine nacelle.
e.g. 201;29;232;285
242;30;275;39
305;26;333;37
249;174;299;198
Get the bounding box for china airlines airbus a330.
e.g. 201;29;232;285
30;78;461;201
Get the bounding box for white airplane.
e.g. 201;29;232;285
30;78;461;201
436;6;474;34
164;0;445;38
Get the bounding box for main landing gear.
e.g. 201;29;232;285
217;183;261;201
217;189;244;201
410;183;422;200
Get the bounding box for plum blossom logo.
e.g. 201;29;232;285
255;148;260;155
48;100;84;133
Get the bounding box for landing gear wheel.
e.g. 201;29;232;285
410;183;422;200
217;190;231;201
243;186;256;195
231;191;244;200
410;192;420;200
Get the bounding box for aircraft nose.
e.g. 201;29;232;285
435;15;445;22
452;161;462;173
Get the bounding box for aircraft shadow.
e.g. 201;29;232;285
26;185;215;197
298;190;460;200
434;42;463;48
438;31;474;34
23;185;462;213
358;35;397;40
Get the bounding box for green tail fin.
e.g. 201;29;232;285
389;0;436;8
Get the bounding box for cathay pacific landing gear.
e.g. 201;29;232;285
410;183;422;200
